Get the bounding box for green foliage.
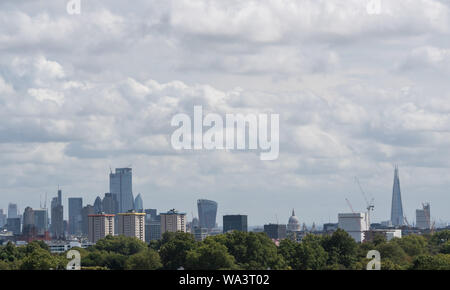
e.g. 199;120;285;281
392;235;428;257
19;246;65;270
321;229;358;268
376;241;410;267
412;254;450;270
185;239;237;270
211;231;288;270
126;249;162;270
93;235;147;256
159;232;197;269
440;241;450;254
279;235;327;270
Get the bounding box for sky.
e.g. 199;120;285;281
1;0;450;226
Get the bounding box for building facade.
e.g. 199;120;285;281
223;215;248;233
416;203;431;229
338;212;369;243
264;224;287;240
88;213;115;243
160;209;187;234
68;198;83;235
118;211;145;242
197;199;218;230
110;168;134;214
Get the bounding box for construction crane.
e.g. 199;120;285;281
355;177;375;226
345;198;355;213
404;216;411;228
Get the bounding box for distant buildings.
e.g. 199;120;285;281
0;209;6;228
33;209;48;236
197;199;218;230
68;198;83;235
118;211;145;242
88;213;115;243
223;215;248;233
160;209;187;234
93;196;103;214
8;203;18;219
338;212;369;243
193;227;208;241
102;193;119;214
110;168;134;214
50;189;64;240
145;209;160;242
81;204;95;235
134;194;143;213
391;166;404;227
287;209;301;232
416;203;431;229
264;224;287;240
6;218;21;235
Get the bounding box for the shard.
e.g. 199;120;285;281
390;165;404;226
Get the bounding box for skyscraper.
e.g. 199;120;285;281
110;168;134;213
51;189;64;239
81;204;95;235
390;166;404;227
197;199;218;230
93;196;103;214
33;209;49;235
8;203;18;219
102;193;119;214
68;198;83;235
416;203;431;229
0;209;6;228
134;194;143;213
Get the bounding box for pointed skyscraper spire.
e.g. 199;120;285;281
390;165;404;226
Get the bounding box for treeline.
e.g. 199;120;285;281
0;229;449;270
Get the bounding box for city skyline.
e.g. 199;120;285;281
1;1;450;225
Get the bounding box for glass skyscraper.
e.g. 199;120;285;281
110;168;134;213
68;197;83;235
390;166;404;227
197;199;218;229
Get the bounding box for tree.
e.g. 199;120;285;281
185;239;237;270
376;242;410;267
126;249;162;270
212;231;288;270
19;247;65;270
279;235;327;270
412;254;450;270
440;241;450;254
93;235;147;256
392;235;428;257
159;232;197;269
321;229;358;268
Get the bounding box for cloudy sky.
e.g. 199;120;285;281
1;0;450;226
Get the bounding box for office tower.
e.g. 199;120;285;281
22;207;35;236
102;193;119;214
160;209;187;234
287;209;301;232
81;205;95;235
6;218;21;235
223;215;248;233
118;211;145;242
110;168;134;213
264;224;287;240
193;227;208;241
390;166;404;227
51;189;64;240
416;203;431;229
8;203;18;219
147;215;161;242
88;213;115;243
93;196;103;214
68;198;83;235
338;212;369;243
144;209;157;221
0;209;6;228
197;199;218;230
134;194;143;213
33;209;49;235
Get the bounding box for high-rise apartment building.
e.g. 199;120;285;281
88;213;115;243
118;211;145;241
223;215;248;233
160;209;186;234
110;168;134;213
68;198;83;235
197;199;218;230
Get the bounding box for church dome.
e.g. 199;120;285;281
287;209;301;231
